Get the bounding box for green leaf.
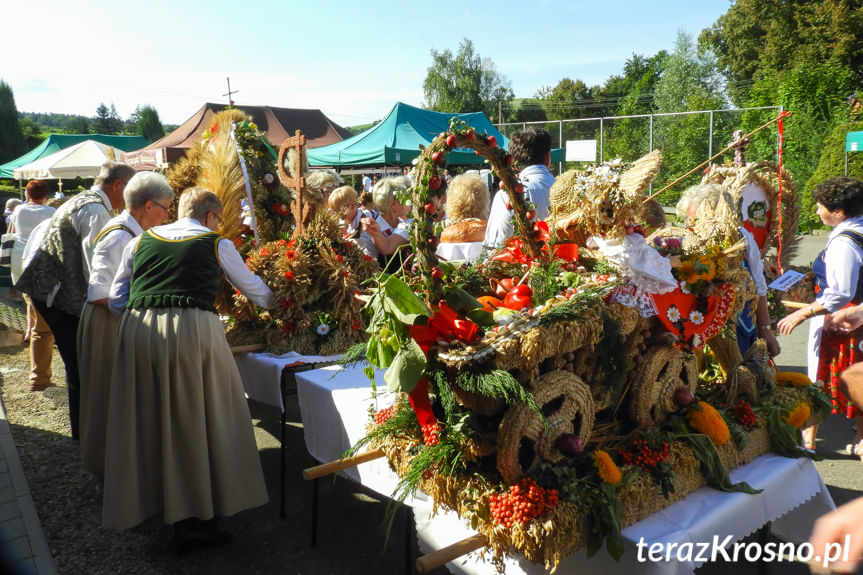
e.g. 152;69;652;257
384;339;427;393
466;308;494;326
677;433;762;494
381;276;431;325
443;286;483;313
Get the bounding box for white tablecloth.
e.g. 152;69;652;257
437;241;485;263
294;363;835;575
234;351;342;410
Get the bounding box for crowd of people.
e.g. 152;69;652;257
5;133;863;570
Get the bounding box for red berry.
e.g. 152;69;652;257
515;184;525;194
487;135;497;148
465;129;475;140
446;134;457;148
428;236;440;248
432;151;445;165
505;202;511;210
526;209;536;220
424;202;436;214
431;267;443;279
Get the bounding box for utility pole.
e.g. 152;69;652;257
223;77;239;108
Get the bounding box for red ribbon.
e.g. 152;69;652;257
408;377;437;427
491;221;577;264
776;111;791;274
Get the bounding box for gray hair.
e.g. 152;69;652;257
178;187;222;222
306;169;343;191
372;177;409;215
4;198;22;213
94;161;136;187
124;172;174;209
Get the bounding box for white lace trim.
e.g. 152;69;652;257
588;234;678;294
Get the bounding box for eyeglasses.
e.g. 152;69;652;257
151;200;171;212
212;212;223;225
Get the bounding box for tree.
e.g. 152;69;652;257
535;78;599;121
651;32;726;205
92;102;123;134
67;116;89;134
135;105;165;143
423;38;514;122
0;80;25;163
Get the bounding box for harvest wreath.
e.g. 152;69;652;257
327;121;831;571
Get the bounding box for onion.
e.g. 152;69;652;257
556;433;583;457
674;387;696;407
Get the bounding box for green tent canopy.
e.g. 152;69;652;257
308;102;512;167
0;134;149;179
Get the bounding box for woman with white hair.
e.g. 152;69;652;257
359;177;412;270
306;169;343;211
77;171;174;475
102;188;272;548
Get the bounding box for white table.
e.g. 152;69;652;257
294;364;836;575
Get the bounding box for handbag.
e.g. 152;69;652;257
0;232;16;266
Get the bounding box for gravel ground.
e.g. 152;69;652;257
0;331;443;575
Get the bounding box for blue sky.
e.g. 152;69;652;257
5;0;731;127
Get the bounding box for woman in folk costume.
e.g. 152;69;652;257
77;172;174;475
102;188;272;548
779;176;863;453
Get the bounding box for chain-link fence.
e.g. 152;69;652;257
496;106;783;205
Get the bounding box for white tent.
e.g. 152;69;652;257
13;140;117;180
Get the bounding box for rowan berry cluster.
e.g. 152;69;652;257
732;400;757;427
618;437;670;471
421;422;441;446
373;406;395;425
488;477;559;528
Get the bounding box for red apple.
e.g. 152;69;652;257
429;176;442;190
487;135;497;148
526;209;536;220
432;151;445;165
446;134;457;148
674;388;696;407
515;184;525;194
424;202;436;214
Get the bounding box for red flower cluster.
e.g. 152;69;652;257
374;405;395;425
284;271;295;281
618;437;671;471
732;400;757;427
421;422;441;446
285;250;296;259
489;478;559;528
260;248;270;257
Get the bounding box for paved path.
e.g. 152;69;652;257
0;330;56;575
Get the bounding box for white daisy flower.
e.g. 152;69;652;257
666;306;681;323
689;310;705;325
692;333;702;348
316;324;330;336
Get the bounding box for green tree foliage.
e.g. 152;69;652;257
503;98;547;123
135;105;165;143
423;38;514;122
0;80;25;163
536;78;599;121
92;102;123;134
18;116;44;149
799;119;863;230
699;0;863;228
651;32;727;206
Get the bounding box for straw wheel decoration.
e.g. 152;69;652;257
410;122;540;304
496;370;595;484
627;346;698;427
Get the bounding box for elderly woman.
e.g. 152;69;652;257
778;176;863;453
102;188;272;548
440;174;489;243
77;172;174;475
360;177;412;270
677;183;780;357
306;169;343;211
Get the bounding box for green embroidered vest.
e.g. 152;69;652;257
127;230;223;313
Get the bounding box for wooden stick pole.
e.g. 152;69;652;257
415;534;488;573
302;448;386;480
643;110;792;203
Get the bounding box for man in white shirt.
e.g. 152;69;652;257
484;128;555;249
16;161;135;440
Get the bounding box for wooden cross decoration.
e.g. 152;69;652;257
277;130;311;237
729;129;750;168
223;77;239;107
